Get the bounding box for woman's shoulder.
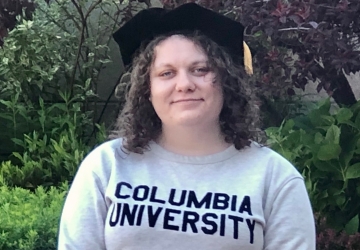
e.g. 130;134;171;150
238;141;287;161
84;138;123;158
93;137;124;152
78;138;127;172
238;142;303;180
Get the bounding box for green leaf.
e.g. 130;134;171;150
355;112;360;130
12;152;23;161
314;132;323;144
336;108;353;123
305;177;312;193
293;115;312;130
51;103;68;112
327;187;343;196
31;65;42;72
320;115;335;126
253;31;262;37
309;110;334;127
317;98;331;113
317;144;341;161
346;163;360;179
279;150;295;162
301;132;314;146
0;100;13;108
351;101;360;113
308;110;322;126
52;142;65;154
318;190;328;199
265;127;279;137
325;125;340;144
11;138;25;147
0;113;13;121
339;150;355;168
344;215;359;235
313;160;338;173
282;119;295;133
98;59;111;64
335;194;346;207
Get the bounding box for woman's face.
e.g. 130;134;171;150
149;35;223;129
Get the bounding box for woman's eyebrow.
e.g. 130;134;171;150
154;60;208;68
190;60;208;65
154;63;174;68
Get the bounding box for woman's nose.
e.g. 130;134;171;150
175;71;196;92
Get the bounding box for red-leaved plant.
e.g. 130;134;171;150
316;215;360;250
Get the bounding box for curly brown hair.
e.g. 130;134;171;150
110;31;260;154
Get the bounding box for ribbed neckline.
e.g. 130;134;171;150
148;141;240;165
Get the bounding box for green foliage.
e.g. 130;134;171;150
0;184;68;250
0;0;119;102
0;0;120;248
0;0;120;155
0;0;115;188
266;98;360;233
0;92;107;188
260;94;317;128
0;17;74;102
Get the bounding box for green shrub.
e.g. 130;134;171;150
0;184;68;250
0;0;121;162
260;95;317;128
0;0;117;102
0;124;106;189
266;98;360;233
0;90;107;189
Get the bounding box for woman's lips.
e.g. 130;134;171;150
172;98;203;104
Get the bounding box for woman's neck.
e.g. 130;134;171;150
157;123;231;156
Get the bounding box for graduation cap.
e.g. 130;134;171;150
113;3;253;75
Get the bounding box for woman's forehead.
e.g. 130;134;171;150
155;35;196;49
152;35;208;63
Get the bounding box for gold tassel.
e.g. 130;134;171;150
243;41;253;75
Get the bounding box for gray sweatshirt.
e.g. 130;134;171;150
58;139;316;250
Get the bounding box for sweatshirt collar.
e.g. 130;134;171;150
148;141;240;165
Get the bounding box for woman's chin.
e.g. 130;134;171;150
168;114;216;128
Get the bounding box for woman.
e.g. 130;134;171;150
58;3;316;249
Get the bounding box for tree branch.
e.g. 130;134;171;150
54;0;82;31
70;0;86;26
85;0;103;20
68;0;102;97
278;27;310;32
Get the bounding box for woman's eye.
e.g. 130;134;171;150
193;67;210;74
160;71;173;77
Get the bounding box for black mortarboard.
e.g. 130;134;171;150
113;3;253;74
